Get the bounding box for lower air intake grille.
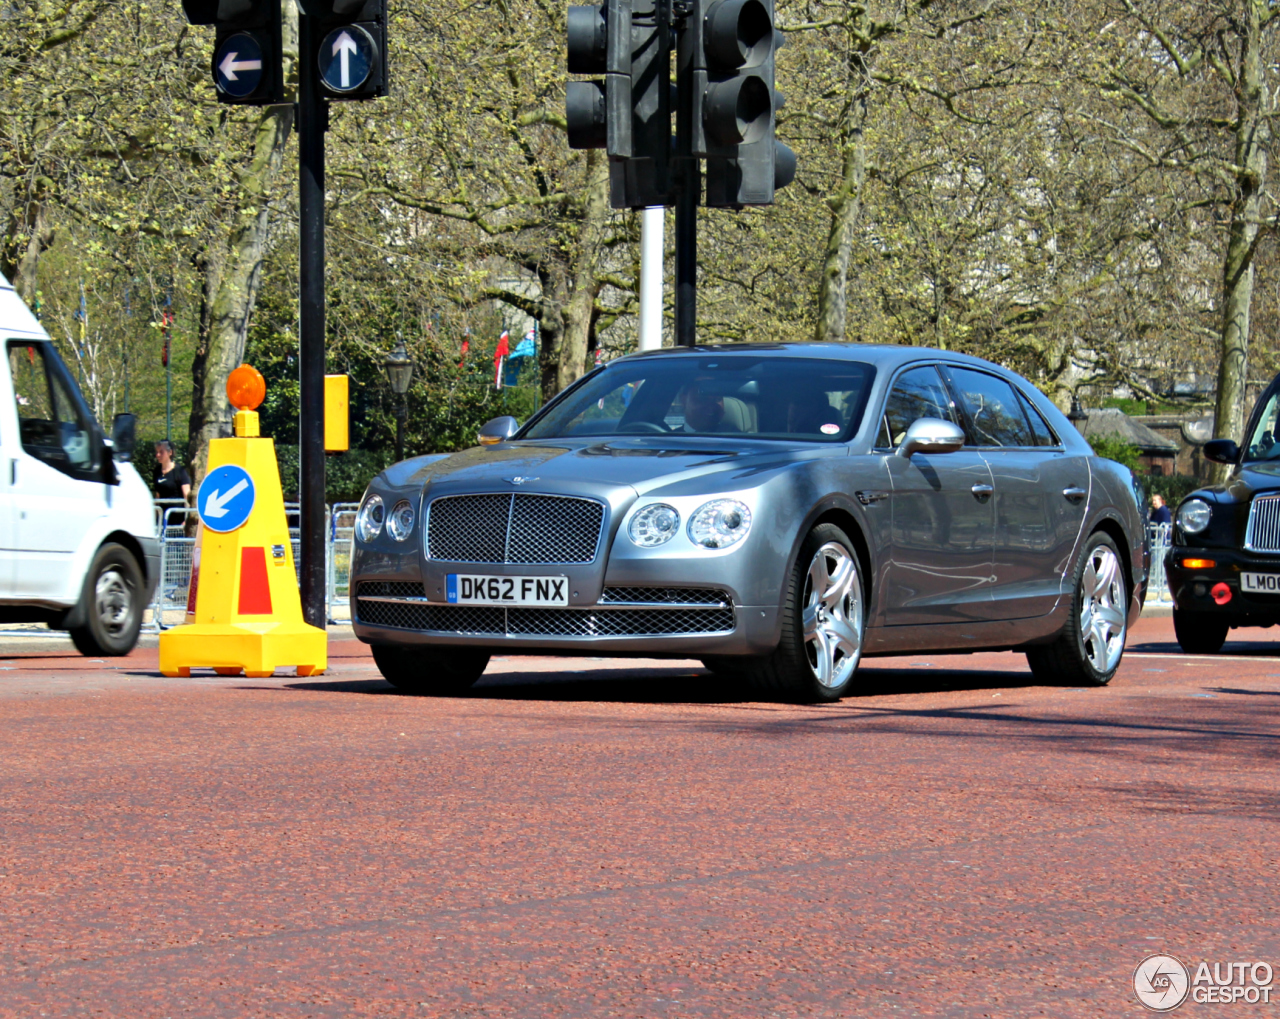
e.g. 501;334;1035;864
356;601;734;637
356;581;426;598
599;587;730;605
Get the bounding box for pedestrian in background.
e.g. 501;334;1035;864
153;439;191;503
1150;493;1172;525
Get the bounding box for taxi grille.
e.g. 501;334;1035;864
425;494;605;564
355;600;734;637
1245;494;1280;553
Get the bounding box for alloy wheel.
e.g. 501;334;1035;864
1079;544;1126;673
801;541;864;689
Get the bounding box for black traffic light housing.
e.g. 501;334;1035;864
298;0;388;100
182;0;285;106
688;0;793;206
567;0;673;208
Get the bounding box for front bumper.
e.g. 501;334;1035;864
1165;546;1280;621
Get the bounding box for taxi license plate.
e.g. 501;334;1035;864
447;574;569;606
1241;572;1280;594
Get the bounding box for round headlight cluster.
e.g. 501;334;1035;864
629;503;680;547
1177;498;1212;534
356;494;385;542
387;500;415;542
689;499;752;549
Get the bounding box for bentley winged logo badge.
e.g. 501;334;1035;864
506;476;539;486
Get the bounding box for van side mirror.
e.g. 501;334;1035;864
1203;438;1239;465
897;417;966;458
111;413;137;461
478;415;519;446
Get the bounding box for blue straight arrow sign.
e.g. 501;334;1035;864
318;24;375;93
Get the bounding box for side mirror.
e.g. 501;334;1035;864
897;417;965;459
1203;438;1240;465
111;413;137;461
478;415;519;446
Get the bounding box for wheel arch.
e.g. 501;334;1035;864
780;497;875;615
1089;514;1134;598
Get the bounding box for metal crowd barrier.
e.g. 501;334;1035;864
146;501;360;630
1147;522;1172;604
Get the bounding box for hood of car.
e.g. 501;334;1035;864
404;437;837;498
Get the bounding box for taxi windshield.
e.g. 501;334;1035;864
1244;390;1280;461
522;355;876;442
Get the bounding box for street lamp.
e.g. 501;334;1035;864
1067;396;1089;434
383;337;414;462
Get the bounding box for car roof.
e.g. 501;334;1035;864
616;342;1013;374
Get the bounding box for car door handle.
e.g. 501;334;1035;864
1063;486;1087;503
971;483;994;500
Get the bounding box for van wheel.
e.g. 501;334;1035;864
372;644;490;695
68;543;144;657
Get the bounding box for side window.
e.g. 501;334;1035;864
1017;390;1059;447
7;342;99;479
877;365;957;448
946;367;1033;448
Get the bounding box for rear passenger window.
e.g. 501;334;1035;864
1017;390;1059;447
946;367;1033;447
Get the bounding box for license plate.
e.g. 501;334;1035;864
446;574;569;606
1241;572;1280;593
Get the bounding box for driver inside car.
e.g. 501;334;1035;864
682;379;740;433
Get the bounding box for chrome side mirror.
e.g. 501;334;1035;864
478;415;519;446
897;417;965;459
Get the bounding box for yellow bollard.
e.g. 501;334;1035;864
159;364;328;679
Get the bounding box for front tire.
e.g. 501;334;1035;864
68;543;144;657
744;523;866;703
1172;608;1229;654
1026;531;1128;686
372;644;490;695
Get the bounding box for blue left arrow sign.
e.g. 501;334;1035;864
214;32;264;99
198;464;257;533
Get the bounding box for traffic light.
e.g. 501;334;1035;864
689;0;794;205
567;0;674;208
566;0;633;157
298;0;388;100
182;0;285;106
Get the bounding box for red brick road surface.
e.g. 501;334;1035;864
1;615;1277;1018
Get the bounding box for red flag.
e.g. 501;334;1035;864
494;330;510;388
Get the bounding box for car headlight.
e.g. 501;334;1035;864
356;494;385;542
688;499;752;549
387;500;415;542
629;503;680;547
1177;498;1212;534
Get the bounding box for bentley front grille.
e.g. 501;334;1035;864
426;494;606;564
355;599;735;637
1245;494;1280;553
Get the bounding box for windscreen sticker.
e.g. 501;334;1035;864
820;423;841;435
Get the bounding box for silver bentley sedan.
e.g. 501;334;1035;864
350;344;1148;702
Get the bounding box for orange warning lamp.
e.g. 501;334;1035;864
227;364;266;437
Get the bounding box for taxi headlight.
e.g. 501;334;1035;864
1177;498;1212;535
387;500;415;542
629;503;680;547
356;494;385;542
688;499;752;549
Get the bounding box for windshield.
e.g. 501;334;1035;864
1245;390;1280;461
522;355;876;442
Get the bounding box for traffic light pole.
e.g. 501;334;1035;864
674;160;698;347
298;11;328;629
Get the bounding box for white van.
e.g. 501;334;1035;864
0;273;157;655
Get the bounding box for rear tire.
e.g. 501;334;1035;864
743;523;866;703
68;543;144;657
1172;608;1229;654
372;644;490;695
1026;531;1128;686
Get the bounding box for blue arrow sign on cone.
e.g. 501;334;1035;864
198;464;257;533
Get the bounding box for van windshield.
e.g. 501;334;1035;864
522;356;876;442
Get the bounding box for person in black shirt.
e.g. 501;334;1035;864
153;440;192;502
1150;493;1172;526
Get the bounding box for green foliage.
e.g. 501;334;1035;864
1088;436;1143;471
1101;397;1147;416
274;446;391;503
1146;473;1205;505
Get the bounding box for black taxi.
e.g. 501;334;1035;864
1167;375;1280;651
